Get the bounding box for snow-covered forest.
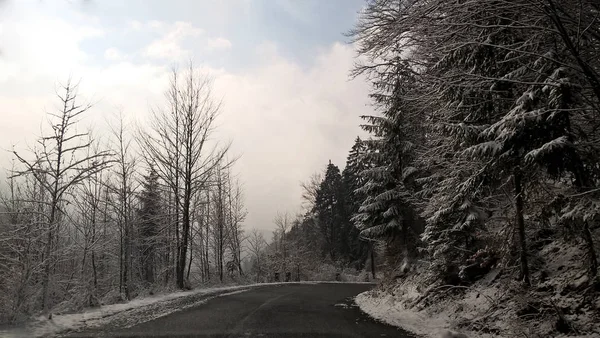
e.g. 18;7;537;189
343;0;600;336
1;0;600;336
0;67;250;322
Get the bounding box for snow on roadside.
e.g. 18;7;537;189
355;241;600;338
45;285;258;337
0;281;374;338
355;290;450;338
355;286;502;338
1;284;260;338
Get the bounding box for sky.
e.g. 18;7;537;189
0;0;371;234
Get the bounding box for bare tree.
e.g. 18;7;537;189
191;188;212;283
247;228;267;283
300;172;323;211
107;112;137;299
211;165;227;282
11;80;112;311
72;137;110;306
224;171;247;277
0;166;47;320
274;211;292;275
139;64;230;289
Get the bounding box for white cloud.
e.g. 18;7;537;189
148;20;167;31
0;4;103;83
133;20;232;56
209;42;370;227
142;21;203;60
104;47;123;61
127;20;143;31
206;37;232;51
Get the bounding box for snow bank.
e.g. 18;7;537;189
356;290;450;337
356;283;505;338
355;240;600;338
7;285;257;338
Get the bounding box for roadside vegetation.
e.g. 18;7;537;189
2;1;599;337
345;0;600;336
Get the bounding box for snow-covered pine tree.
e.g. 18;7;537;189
313;161;346;261
349;0;429;271
343;137;367;210
414;0;598;285
413;0;523;280
342;137;369;267
351;74;424;270
351;0;600;285
535;0;600;279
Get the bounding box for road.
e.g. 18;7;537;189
70;283;415;338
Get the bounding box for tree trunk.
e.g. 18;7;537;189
123;224;130;299
41;205;55;311
218;177;224;282
186;226;193;281
583;222;598;277
237;246;243;277
256;257;260;283
165;192;172;285
514;168;531;286
119;225;123;296
122;190;130;299
91;202;98;296
91;251;98;290
178;195;190;289
402;221;411;270
205;190;211;282
370;242;376;279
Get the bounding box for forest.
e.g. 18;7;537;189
0;68;373;325
345;0;600;336
0;67;250;322
1;0;600;336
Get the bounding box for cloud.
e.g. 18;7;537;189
142;21;203;60
127;20;143;31
104;47;123;61
0;3;103;84
206;37;232;51
209;42;369;227
136;20;232;57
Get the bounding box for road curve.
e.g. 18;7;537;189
70;283;415;338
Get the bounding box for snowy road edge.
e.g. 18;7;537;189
35;285;259;337
354;290;451;338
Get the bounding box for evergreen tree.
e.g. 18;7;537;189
342;137;369;267
351;0;600;285
417;0;594;285
314;161;346;261
351;72;424;268
138;166;162;285
343;137;367;212
416;0;523;277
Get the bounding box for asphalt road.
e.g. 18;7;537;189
71;283;415;338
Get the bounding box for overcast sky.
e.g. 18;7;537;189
0;0;370;234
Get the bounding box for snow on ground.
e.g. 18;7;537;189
1;284;258;338
355;240;600;338
0;281;374;338
355;284;508;338
355;290;451;338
